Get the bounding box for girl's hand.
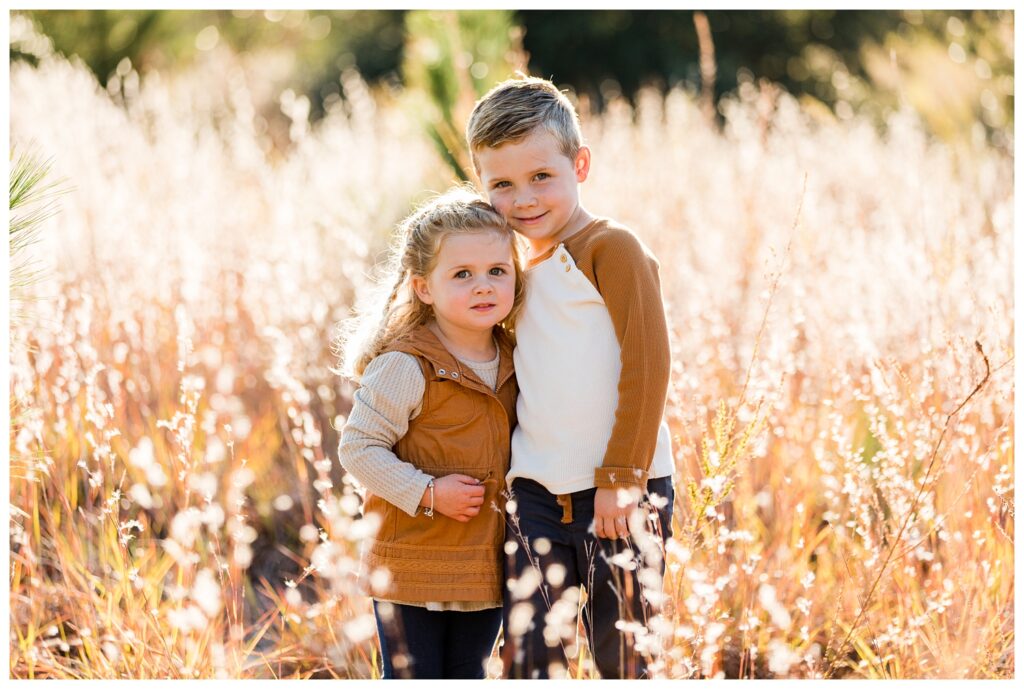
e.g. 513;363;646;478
422;474;486;522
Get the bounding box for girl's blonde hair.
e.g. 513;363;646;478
339;186;525;381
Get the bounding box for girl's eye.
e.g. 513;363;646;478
454;269;471;279
492;181;511;189
489;267;507;276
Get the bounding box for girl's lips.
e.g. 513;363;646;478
471;303;496;312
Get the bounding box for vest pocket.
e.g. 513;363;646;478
381;470;504;549
399;423;499;473
414;379;482;428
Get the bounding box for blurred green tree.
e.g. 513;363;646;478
401;10;526;181
12;9;405;118
9;146;65;323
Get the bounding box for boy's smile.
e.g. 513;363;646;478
475;128;594;257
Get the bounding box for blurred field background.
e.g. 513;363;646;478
7;9;1014;679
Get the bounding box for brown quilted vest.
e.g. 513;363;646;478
358;324;517;603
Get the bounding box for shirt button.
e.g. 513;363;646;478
565;265;571;272
560;254;568;263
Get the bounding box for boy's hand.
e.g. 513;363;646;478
423;474;486;522
593;486;641;539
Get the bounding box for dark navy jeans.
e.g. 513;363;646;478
501;476;674;679
373;600;501;679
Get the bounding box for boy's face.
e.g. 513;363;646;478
475;127;591;256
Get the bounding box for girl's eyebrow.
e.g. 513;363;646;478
448;260;512;271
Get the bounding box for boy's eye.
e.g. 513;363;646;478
534;172;550;181
492;181;511;189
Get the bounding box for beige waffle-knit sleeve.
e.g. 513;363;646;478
338;352;433;517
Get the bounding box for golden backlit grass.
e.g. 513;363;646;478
9;48;1013;679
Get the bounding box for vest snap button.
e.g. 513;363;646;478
451;372;459;378
438;368;446;375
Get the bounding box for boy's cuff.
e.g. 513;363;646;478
594;466;649;490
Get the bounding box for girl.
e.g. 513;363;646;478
338;187;525;679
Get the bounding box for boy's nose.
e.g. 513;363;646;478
513;194;536;209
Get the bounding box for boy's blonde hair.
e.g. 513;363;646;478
340;186;525;380
466;75;584;167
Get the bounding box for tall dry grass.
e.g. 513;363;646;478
9;45;1013;679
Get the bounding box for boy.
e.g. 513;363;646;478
466;76;676;679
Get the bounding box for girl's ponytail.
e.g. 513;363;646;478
349;268;408;379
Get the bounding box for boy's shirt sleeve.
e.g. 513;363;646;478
568;224;671;490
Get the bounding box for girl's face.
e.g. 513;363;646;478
411;230;516;337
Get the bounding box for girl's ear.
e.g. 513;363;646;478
410;275;433;305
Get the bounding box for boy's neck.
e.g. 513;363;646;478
527;203;596;258
428;319;497;363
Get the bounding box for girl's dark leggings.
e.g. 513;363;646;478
372;600;502;679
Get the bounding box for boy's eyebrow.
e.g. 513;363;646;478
483;166;551;182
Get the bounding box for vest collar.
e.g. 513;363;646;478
388;323;515;395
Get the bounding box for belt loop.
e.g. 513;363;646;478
556;493;573;524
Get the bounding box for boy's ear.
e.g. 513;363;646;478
574;145;592;182
410;275;433;305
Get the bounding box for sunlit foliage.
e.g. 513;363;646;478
8;23;1013;679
